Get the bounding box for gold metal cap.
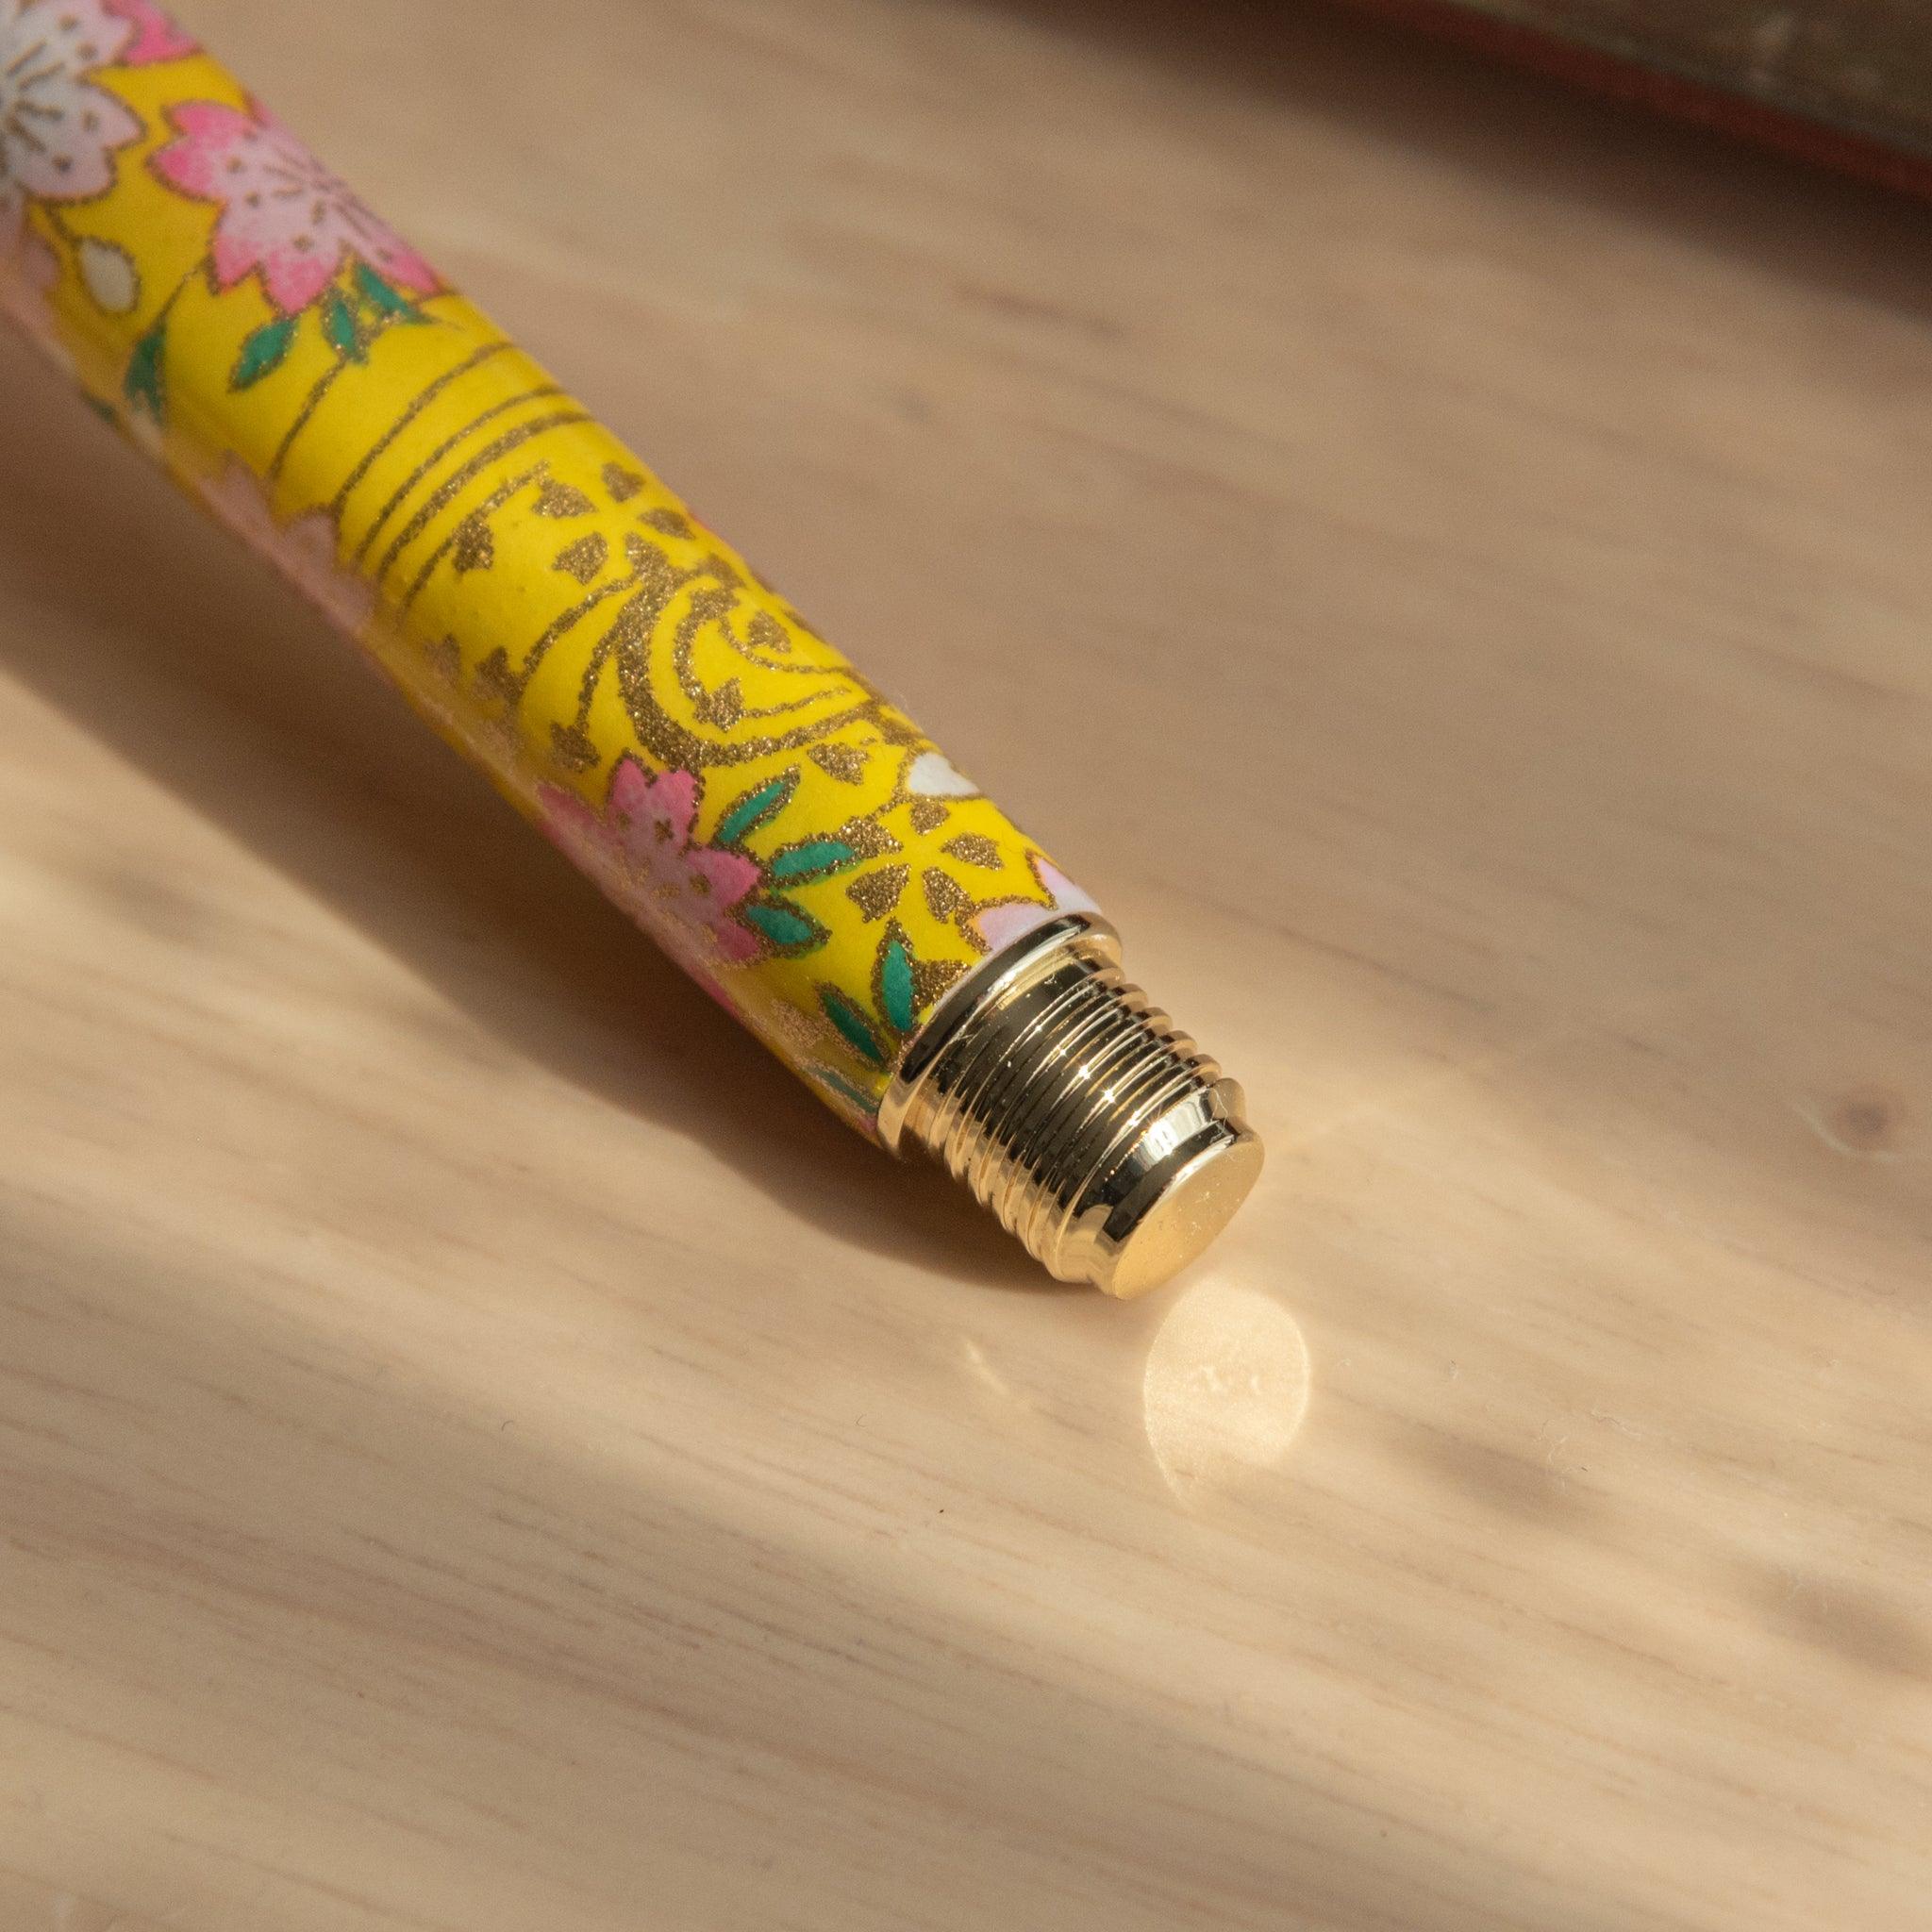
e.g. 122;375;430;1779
878;915;1262;1296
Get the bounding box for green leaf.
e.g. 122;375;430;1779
878;932;917;1035
124;324;166;422
714;771;796;848
741;900;822;951
768;838;858;883
230;314;297;389
819;988;889;1067
353;258;416;318
321;287;365;362
810;1065;879;1117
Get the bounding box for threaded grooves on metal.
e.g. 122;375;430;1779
891;928;1236;1285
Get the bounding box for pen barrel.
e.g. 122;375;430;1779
1;3;1260;1289
0;3;1096;1138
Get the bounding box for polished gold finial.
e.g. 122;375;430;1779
879;916;1262;1295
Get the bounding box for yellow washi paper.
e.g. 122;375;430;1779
0;0;1095;1131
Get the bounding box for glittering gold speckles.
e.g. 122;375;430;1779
846;865;908;923
466;706;525;763
908;798;950;836
550;723;600;772
693;678;743;729
911;955;964;1011
425;634;463;685
475;647;520;704
554;532;608;584
744;610;791;655
765;995;835;1058
922;867;972;924
836;815;900;859
535;478;595;517
451;511;495;574
603;461;646;502
809;742;867;784
942;832;1000;869
641;506;692;537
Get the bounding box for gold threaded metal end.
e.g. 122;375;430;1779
878;915;1262;1297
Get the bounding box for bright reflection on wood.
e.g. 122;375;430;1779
1142;1279;1310;1496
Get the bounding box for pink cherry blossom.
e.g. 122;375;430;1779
540;756;762;985
0;0;144;247
149;98;439;317
970;855;1100;956
198;458;376;641
102;0;196;65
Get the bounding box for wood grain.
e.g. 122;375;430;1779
0;2;1927;1926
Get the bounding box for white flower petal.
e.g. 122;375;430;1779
76;235;137;312
906;750;980;797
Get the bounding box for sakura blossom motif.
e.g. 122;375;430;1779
970;855;1100;955
198;458;376;639
149;100;439;317
540;756;763;989
0;0;144;248
103;0;197;64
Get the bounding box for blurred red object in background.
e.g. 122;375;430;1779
1341;0;1932;198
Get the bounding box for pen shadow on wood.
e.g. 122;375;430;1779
0;349;1041;1293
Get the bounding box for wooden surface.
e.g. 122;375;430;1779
1;1;1928;1926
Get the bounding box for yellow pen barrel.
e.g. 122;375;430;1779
0;3;1258;1291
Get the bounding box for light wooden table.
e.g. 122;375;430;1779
1;2;1927;1926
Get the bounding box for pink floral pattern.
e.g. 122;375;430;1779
149;99;438;316
0;0;144;248
198;458;376;639
540;757;762;986
103;0;196;65
970;855;1100;955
